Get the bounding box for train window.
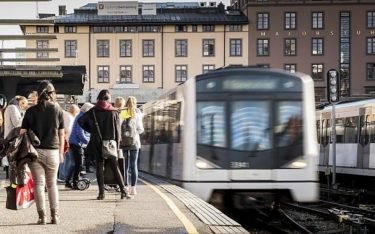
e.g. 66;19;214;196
275;101;303;148
335;118;344;143
197;101;226;147
359;115;370;145
230;101;271;151
343;117;358;143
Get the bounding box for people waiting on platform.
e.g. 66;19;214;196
65;102;93;189
120;96;144;197
20;81;65;225
3;95;28;179
78;89;127;200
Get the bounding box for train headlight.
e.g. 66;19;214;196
286;158;307;168
196;156;221;169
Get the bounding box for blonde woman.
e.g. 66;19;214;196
114;96;126;179
120;96;144;196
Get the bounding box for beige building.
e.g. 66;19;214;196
18;2;249;103
233;0;375;103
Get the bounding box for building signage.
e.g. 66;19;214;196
98;1;138;16
142;3;156;15
0;70;63;77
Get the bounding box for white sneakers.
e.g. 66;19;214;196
129;186;137;196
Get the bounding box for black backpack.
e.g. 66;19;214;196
120;117;137;149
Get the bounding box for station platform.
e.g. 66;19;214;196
0;169;249;234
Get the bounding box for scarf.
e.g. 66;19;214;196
95;100;117;111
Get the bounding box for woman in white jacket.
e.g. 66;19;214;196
120;96;144;196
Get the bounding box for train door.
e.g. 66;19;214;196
358;107;371;169
319;112;331;168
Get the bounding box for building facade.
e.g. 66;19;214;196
19;2;248;103
233;0;375;102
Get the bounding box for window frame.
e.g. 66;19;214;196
202;39;215;57
175;65;188;83
36;40;49;58
312;12;324;29
311;63;324;81
64;40;77;58
312;38;324;55
367;37;375;55
119;65;132;84
97;40;110;57
230;38;242;57
143;65;155;83
284;12;297;30
257;12;269;30
284;38;297;56
142;39;155;57
175;39;188;57
120;40;132;57
97;65;110;83
257;38;269;56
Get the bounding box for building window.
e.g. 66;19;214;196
203;64;215;74
257;12;269;30
312;12;324;29
175;40;187;57
97;40;109;57
54;26;59;33
98;66;109;83
284;38;296;56
315;87;326;103
230;39;242;56
312;63;324;80
285;12;296;30
257;39;269;56
120;65;132;83
312;38;324;55
36;26;49;33
229;25;242;32
143;65;155;83
367;37;375;54
143;40;154;57
65;40;77;58
202;25;215;32
284;64;296;73
64;26;77;33
175;65;187;83
192;25;197;32
368;11;375;28
120;40;132;57
36;40;49;58
365;86;375;94
367;63;375;80
175;25;187;32
202;39;215;57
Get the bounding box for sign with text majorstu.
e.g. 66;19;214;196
98;1;138;16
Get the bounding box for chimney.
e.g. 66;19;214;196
59;5;66;15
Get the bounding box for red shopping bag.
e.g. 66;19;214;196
6;170;34;210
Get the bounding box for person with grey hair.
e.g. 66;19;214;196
65;102;94;189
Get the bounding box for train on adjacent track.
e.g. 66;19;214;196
139;66;319;210
316;99;375;191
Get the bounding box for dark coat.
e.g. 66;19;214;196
0;127;40;185
78;107;120;158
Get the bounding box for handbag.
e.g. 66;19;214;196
92;110;118;160
6;170;34;210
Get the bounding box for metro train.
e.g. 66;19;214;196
317;99;375;190
139;66;319;209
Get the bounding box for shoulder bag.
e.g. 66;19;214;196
92;110;118;160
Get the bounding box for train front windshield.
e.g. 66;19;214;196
196;70;304;169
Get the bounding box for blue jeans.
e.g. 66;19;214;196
58;150;71;180
64;149;75;184
123;149;139;187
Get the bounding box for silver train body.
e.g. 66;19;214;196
139;66;319;208
317;99;375;179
